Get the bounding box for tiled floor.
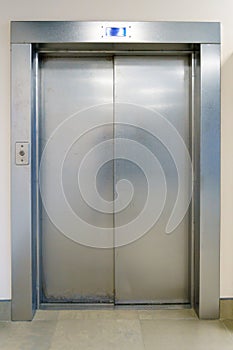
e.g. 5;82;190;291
0;309;233;349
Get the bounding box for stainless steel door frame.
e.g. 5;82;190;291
11;21;221;320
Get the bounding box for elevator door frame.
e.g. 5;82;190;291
11;21;221;320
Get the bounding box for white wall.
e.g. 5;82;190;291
1;0;233;299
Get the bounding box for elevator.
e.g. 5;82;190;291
39;54;191;305
11;21;220;320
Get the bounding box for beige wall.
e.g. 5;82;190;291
1;0;233;299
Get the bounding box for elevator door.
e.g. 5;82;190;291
114;56;190;304
40;57;114;302
39;55;190;304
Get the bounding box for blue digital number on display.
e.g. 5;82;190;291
106;27;127;37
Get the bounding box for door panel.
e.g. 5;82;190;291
39;54;191;305
114;56;191;303
39;57;114;302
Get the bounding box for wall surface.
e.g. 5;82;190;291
0;0;233;299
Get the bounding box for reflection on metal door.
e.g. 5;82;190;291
114;56;190;303
40;57;114;302
40;55;191;304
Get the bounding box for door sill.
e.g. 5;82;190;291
39;303;191;310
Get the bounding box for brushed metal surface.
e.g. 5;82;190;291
193;51;201;316
10;21;221;320
39;57;114;302
114;56;191;303
11;21;220;44
40;55;191;305
11;44;35;320
198;45;221;319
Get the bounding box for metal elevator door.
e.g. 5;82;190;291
39;55;191;305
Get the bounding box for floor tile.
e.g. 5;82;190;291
0;320;57;350
58;309;139;320
58;310;80;320
140;319;233;350
49;319;145;350
223;320;233;337
86;309;139;320
138;308;197;320
33;309;139;321
1;310;233;350
33;310;59;321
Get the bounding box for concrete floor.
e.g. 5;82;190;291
0;309;233;349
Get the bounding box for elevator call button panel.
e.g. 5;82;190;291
15;142;29;165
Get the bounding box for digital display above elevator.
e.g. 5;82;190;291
105;27;127;37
